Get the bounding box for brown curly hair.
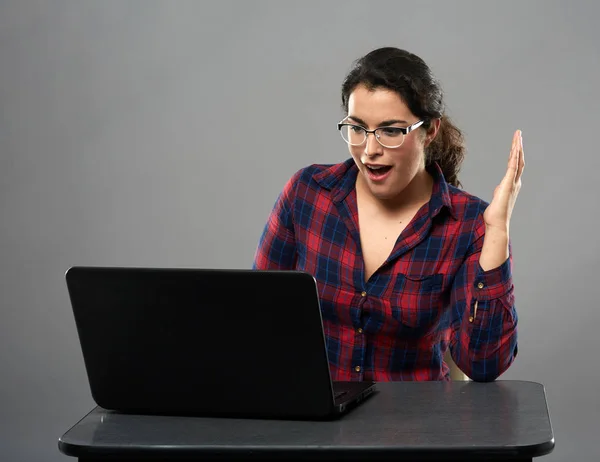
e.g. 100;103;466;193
341;47;466;188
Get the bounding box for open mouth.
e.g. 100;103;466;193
365;165;392;181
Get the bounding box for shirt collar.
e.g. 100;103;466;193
313;158;457;220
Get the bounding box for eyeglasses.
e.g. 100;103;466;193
337;119;424;148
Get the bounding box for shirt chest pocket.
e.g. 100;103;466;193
391;273;445;331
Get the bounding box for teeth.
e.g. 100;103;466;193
367;165;386;170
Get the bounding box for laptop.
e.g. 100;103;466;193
65;266;376;420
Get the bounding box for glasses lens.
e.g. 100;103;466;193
377;127;405;148
340;125;366;146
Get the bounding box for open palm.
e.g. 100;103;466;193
483;130;525;231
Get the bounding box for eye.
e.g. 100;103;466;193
380;127;403;137
350;125;364;133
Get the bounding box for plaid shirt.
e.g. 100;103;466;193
253;159;518;382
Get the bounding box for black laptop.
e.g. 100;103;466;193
65;266;376;420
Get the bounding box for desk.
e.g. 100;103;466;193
58;380;554;461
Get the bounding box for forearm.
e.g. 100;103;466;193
479;226;509;271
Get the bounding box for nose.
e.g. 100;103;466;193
364;131;383;157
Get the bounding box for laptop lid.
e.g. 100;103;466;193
65;266;339;419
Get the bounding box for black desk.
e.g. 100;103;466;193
58;381;554;461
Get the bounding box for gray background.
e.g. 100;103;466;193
1;0;598;460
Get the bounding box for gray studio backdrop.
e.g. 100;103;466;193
1;1;598;460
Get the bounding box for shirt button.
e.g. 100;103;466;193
357;328;363;334
477;282;485;289
354;366;361;372
469;316;474;323
361;291;367;297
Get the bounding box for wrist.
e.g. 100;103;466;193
484;223;510;237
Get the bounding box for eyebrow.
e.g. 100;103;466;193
347;116;409;127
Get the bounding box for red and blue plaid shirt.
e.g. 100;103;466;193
253;158;518;382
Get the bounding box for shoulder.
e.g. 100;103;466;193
289;163;335;184
448;184;489;216
446;184;489;240
282;159;354;196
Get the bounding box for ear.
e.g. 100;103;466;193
423;118;441;148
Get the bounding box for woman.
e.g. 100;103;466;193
253;47;523;382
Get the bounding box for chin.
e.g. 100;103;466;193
368;184;406;201
372;177;411;197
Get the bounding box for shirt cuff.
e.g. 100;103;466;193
473;257;512;301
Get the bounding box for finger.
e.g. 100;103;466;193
516;131;525;182
505;131;519;181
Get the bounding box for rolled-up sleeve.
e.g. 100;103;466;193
449;230;518;382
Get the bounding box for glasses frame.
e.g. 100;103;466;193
337;119;425;148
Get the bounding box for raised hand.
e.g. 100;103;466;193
483;130;524;233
